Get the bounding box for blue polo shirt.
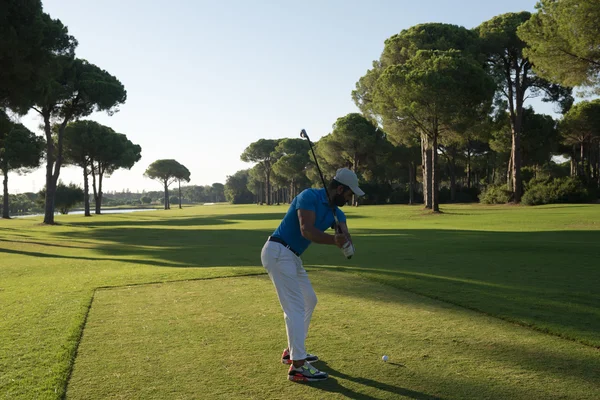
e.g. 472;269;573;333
271;188;346;256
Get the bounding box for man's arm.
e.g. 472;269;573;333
337;221;352;244
298;209;347;247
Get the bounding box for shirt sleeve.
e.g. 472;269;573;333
335;207;347;223
295;189;318;212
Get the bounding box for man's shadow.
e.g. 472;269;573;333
294;360;444;400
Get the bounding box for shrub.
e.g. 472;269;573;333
522;177;592;206
439;186;480;203
480;184;512;204
37;183;84;214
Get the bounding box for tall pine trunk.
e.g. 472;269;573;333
450;161;456;203
178;180;182;209
408;162;415;205
91;162;99;214
264;161;272;205
449;146;457;202
43;111;56;224
42;112;70;224
421;134;432;208
466;146;472;189
596;142;600;188
580;142;587;181
83;166;91;217
164;180;169;209
511;74;524;202
95;168;103;215
586;141;592;181
507;149;513;190
511;122;522;202
570;145;577;177
431;133;439;212
2;170;9;219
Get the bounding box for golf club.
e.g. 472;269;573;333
300;129;354;259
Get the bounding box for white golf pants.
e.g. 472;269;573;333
261;240;317;361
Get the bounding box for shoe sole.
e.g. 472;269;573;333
288;374;328;382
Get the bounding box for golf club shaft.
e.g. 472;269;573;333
301;130;328;193
300;129;342;233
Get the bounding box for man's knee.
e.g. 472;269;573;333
306;291;317;310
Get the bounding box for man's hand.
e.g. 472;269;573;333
334;233;348;248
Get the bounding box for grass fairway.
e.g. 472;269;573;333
1;203;599;399
67;273;599;400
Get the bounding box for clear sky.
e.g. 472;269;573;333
10;0;547;194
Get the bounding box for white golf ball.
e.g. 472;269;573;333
382;355;389;362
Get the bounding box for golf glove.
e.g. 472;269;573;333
341;241;355;259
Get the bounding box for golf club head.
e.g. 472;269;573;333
300;129;309;140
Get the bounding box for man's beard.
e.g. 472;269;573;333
334;193;347;207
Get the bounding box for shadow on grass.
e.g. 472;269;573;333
7;216;600;346
0;239;91;249
308;228;599;348
474;340;600;386
59;212;368;229
311;361;443;400
0;247;189;268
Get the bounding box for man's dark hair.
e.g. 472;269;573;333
328;179;351;192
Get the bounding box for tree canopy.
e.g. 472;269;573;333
518;0;600;93
0;111;45;218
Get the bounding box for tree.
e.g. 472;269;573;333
308;135;341;184
375;50;495;211
240;139;279;205
272;138;310;201
247;164;266;204
144;160;190;210
0;111;45;218
140;196;152;204
0;193;40;216
354;23;485;208
31;56;127;224
521;108;559;171
63;120;104;216
518;0;600;94
319;114;386;205
559;100;600;182
330;114;382;171
181;185;208;203
477;12;573;202
211;183;225;203
225;169;254;204
0;1;77;112
37;182;84;215
90;130;141;214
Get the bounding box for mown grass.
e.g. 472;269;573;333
67;273;600;400
1;203;599;399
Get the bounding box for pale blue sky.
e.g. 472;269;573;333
11;0;548;194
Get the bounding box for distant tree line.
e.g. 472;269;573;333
101;184;226;207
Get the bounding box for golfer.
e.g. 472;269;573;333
261;167;365;382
